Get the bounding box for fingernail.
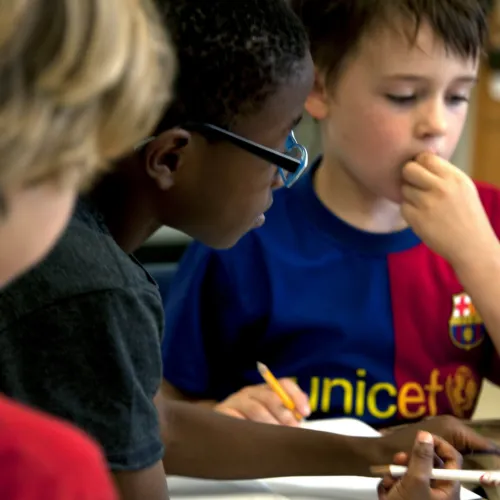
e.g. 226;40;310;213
418;431;433;444
302;405;311;416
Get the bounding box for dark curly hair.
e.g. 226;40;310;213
153;0;309;132
290;0;490;83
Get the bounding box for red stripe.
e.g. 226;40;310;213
388;244;481;421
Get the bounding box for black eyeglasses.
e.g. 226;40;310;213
135;122;309;188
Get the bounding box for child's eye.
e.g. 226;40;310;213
386;94;416;105
447;94;469;105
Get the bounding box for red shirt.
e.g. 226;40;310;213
0;396;117;499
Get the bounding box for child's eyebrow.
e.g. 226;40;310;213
452;76;478;85
382;74;478;84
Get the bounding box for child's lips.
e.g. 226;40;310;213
253;213;266;227
412;148;441;161
252;200;273;228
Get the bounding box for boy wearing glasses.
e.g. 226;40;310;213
161;0;500;430
0;1;495;499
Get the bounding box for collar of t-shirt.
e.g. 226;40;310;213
291;156;421;255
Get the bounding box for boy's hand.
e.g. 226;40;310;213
377;415;500;464
377;432;461;500
401;152;498;270
214;378;310;426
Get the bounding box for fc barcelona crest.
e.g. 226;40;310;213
449;293;485;351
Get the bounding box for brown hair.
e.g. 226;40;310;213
290;0;490;83
0;0;174;190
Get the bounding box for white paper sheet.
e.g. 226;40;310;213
167;476;286;498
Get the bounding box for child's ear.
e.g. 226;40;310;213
144;129;191;190
305;68;329;121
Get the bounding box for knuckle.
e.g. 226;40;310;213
244;403;263;421
240;385;257;396
264;396;284;412
214;403;227;413
436;181;449;198
455;170;471;187
242;385;267;401
466;177;477;191
226;395;246;409
279;409;296;425
407;161;420;175
221;398;241;411
244;402;273;423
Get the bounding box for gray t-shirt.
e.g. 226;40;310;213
0;199;164;471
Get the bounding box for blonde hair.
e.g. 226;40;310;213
0;0;174;190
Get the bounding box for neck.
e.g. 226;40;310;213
90;172;161;254
314;156;407;233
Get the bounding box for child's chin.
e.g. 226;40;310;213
392;192;404;205
377;183;404;204
385;190;404;206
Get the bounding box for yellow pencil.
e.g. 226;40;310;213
257;361;303;421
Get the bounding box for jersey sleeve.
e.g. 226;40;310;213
0;288;164;472
162;240;268;399
0;396;117;500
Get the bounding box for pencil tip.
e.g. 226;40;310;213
256;361;267;373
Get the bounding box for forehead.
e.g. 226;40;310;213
233;55;314;143
354;21;479;78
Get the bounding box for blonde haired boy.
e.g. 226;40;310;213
0;0;173;498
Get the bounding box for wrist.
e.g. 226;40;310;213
197;399;218;409
321;434;378;476
452;239;500;285
360;437;391;475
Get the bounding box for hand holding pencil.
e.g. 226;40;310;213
376;431;461;500
214;362;310;426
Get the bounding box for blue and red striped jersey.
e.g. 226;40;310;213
162;159;500;428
